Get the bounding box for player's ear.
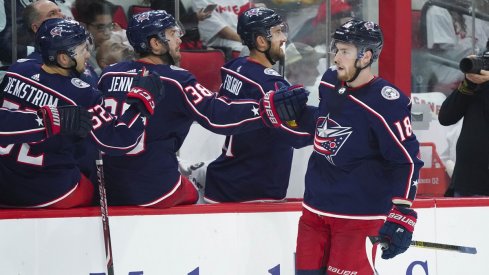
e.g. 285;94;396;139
255;35;268;51
361;50;373;66
56;52;71;67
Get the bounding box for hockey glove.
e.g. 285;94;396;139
38;105;93;138
378;204;417;259
127;68;165;117
259;83;309;128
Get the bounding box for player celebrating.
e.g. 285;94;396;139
0;105;92;144
295;19;424;274
204;7;312;203
97;10;307;208
0;18;163;208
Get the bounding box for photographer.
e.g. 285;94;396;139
438;53;489;197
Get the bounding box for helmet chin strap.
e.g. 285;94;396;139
346;54;373;84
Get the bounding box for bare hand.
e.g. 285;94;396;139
197;8;212;21
465;70;489;84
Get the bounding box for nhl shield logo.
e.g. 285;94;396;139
364;21;375;31
381;86;400;100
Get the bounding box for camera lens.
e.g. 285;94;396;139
460;57;483;74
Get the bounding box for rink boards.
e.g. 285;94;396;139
0;198;488;275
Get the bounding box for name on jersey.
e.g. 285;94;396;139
3;77;59;107
223;74;242;95
107;76;134;92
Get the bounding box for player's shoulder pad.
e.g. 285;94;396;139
263;67;281;76
70;78;91;89
320;67;339;87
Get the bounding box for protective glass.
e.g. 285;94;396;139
329;39;357;59
269;23;289;39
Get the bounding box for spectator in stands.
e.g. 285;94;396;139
439;67;489;197
424;0;489;95
291;0;353;46
191;0;261;59
0;0;72;65
74;0;125;75
96;35;135;70
148;0;212;49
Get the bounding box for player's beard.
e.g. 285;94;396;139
169;47;181;66
337;66;354;82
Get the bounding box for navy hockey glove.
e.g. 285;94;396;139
378;204;417;259
127;68;165;117
259;83;309;128
38;105;93;138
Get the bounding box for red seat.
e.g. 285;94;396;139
417;142;450;197
179;50;225;93
128;5;152;18
112;5;128;29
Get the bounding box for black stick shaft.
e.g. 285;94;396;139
96;152;114;275
369;236;477;254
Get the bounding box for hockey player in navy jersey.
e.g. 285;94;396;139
0;18;163;208
294;20;424;274
0;105;92;144
97;10;308;208
204;7;312;203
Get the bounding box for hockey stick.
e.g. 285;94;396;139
365;237;380;275
96;152;115;275
369;236;477;254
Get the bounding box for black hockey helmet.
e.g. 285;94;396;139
331;19;383;62
237;7;286;49
127;10;184;54
36;18;92;65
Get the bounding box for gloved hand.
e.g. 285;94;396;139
38;105;93;138
127;68;165;117
259;82;309;128
378;204;417;259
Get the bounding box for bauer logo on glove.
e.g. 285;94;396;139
259;82;309;128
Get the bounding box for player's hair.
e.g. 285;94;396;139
74;0;113;25
36;18;91;65
126;10;180;55
237;7;285;49
331;19;384;62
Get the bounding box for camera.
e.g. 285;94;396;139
459;39;489;74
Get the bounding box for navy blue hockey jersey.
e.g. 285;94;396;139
204;57;312;202
0;108;46;144
98;60;265;206
0;60;145;207
301;68;423;218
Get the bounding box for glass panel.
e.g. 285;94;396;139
258;0;378;106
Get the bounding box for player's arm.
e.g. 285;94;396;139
369;96;422;260
369;95;423;204
88;70;165;155
0;106;92;144
438;78;477;126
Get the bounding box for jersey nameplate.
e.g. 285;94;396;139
223;74;243;96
